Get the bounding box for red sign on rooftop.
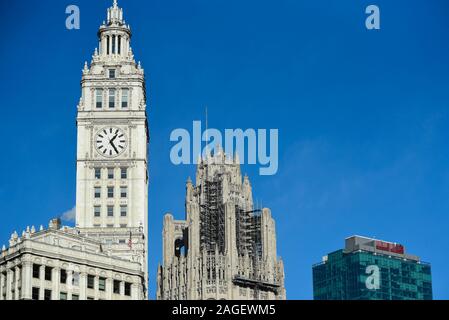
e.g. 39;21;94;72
375;241;404;254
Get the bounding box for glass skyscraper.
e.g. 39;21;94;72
313;236;432;300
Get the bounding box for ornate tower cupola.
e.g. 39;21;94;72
97;0;131;59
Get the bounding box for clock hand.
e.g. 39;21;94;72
108;134;118;146
110;139;119;154
110;134;118;143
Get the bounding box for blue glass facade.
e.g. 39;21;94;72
313;243;432;300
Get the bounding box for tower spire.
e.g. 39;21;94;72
107;0;124;25
97;0;131;59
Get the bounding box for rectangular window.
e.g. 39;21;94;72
94;187;101;198
87;297;94;300
107;205;114;217
108;168;114;179
109;89;116;108
60;292;67;300
113;280;121;294
121;88;129;108
124;282;131;296
120;186;127;198
45;266;52;281
120;224;127;228
44;289;52;301
109;69;116;79
93;224;101;228
94;206;101;217
72;294;79;300
107;224;114;228
32;287;39;300
120;205;127;217
99;277;106;292
121;167;127;179
108;187;114;198
32;264;40;279
118;239;126;244
72;273;80;286
94;168;101;179
87;275;95;289
96;89;103;109
60;269;67;284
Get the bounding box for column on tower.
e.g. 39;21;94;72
14;266;20;299
162;214;175;268
126;35;130;56
131;283;139;300
38;265;45;300
51;266;61;300
67;270;73;299
225;201;238;281
0;271;5;300
105;276;113;300
109;35;113;55
79;272;87;300
5;268;12;300
22;258;33;300
94;275;99;300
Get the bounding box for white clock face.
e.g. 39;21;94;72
95;127;127;158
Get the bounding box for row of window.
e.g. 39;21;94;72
94;186;128;199
32;287;53;300
32;264;132;297
94;205;128;218
105;35;123;55
93;224;128;228
32;265;53;281
95;167;128;180
31;287;130;300
96;88;129;109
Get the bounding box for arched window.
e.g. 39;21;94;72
174;238;186;257
112;35;116;54
118;36;121;55
106;36;110;55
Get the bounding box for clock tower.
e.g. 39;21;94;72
75;0;149;296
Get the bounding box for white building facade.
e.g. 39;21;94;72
75;0;149;284
1;0;149;300
1;220;144;300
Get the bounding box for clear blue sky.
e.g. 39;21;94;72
1;0;448;299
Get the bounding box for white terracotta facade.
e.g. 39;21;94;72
0;0;148;300
75;0;149;293
0;221;144;300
